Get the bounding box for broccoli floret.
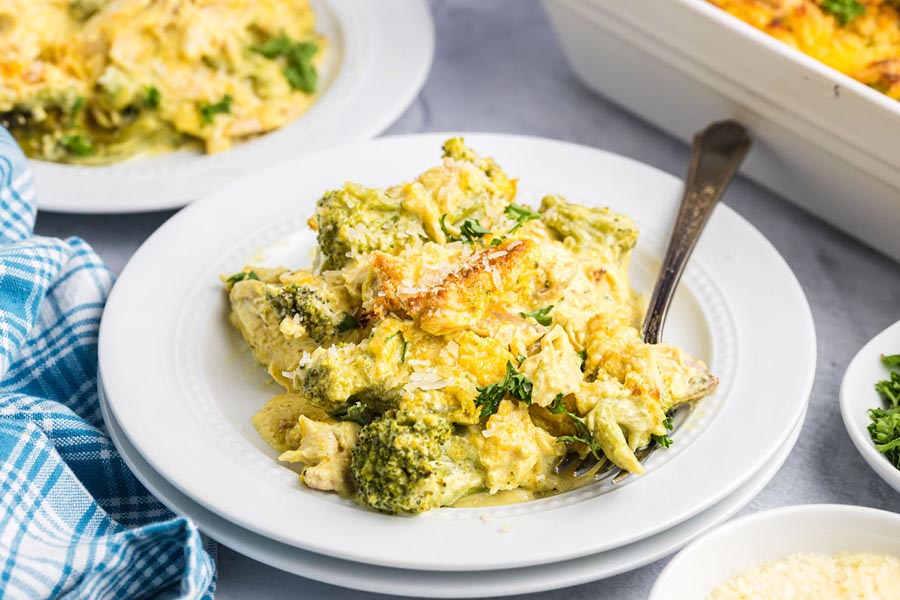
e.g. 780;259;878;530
442;137;516;199
539;194;638;258
301;361;400;410
313;183;426;271
314;140;519;270
351;411;480;514
331;400;377;426
297;343;402;412
267;284;356;344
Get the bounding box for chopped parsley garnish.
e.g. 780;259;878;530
284;43;318;93
520;305;553;326
384;329;409;363
332;400;376;426
459;218;491;243
869;354;900;469
69;96;84;124
548;393;604;460
440;214;491;244
651;416;674;448
144;86;161;109
883;354;900;369
439;214;455;240
504;203;541;233
253;35;294;58
198;94;233;125
489;237;504;247
875;355;900;407
516;354;527;366
386;330;408;363
225;270;259;285
253;35;318;93
58;134;93;157
337;313;359;332
820;0;865;25
876;371;900;407
577;349;587;370
870;408;900;469
652;434;674;448
475;361;533;419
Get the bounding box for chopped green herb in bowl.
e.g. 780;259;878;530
868;354;900;469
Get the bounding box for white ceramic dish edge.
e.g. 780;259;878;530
650;504;900;599
840;319;900;495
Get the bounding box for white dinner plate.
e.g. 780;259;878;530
99;374;806;598
840;319;900;495
33;0;433;214
98;133;816;571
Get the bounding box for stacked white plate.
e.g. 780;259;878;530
98;134;817;597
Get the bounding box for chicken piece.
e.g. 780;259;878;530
579;380;668;475
473;400;564;494
519;325;583;407
252;393;329;453
279;416;360;495
584;313;717;412
228;278;313;387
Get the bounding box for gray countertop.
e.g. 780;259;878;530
34;1;900;598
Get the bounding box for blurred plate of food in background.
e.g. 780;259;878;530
0;0;433;213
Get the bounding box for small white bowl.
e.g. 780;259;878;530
840;319;900;495
649;504;900;599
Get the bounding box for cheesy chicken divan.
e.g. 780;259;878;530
711;0;900;99
225;139;717;515
0;0;323;164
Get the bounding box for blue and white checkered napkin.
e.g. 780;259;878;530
0;128;215;599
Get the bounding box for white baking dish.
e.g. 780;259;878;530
543;0;900;262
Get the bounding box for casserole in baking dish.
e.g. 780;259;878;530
544;0;900;262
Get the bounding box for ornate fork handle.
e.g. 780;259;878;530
643;120;751;344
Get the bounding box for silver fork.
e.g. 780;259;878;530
555;120;751;482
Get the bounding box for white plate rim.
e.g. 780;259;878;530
99;373;806;598
840;319;900;495
98;132;817;571
32;0;434;214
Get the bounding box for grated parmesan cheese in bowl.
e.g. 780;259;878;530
708;552;900;600
649;505;900;600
